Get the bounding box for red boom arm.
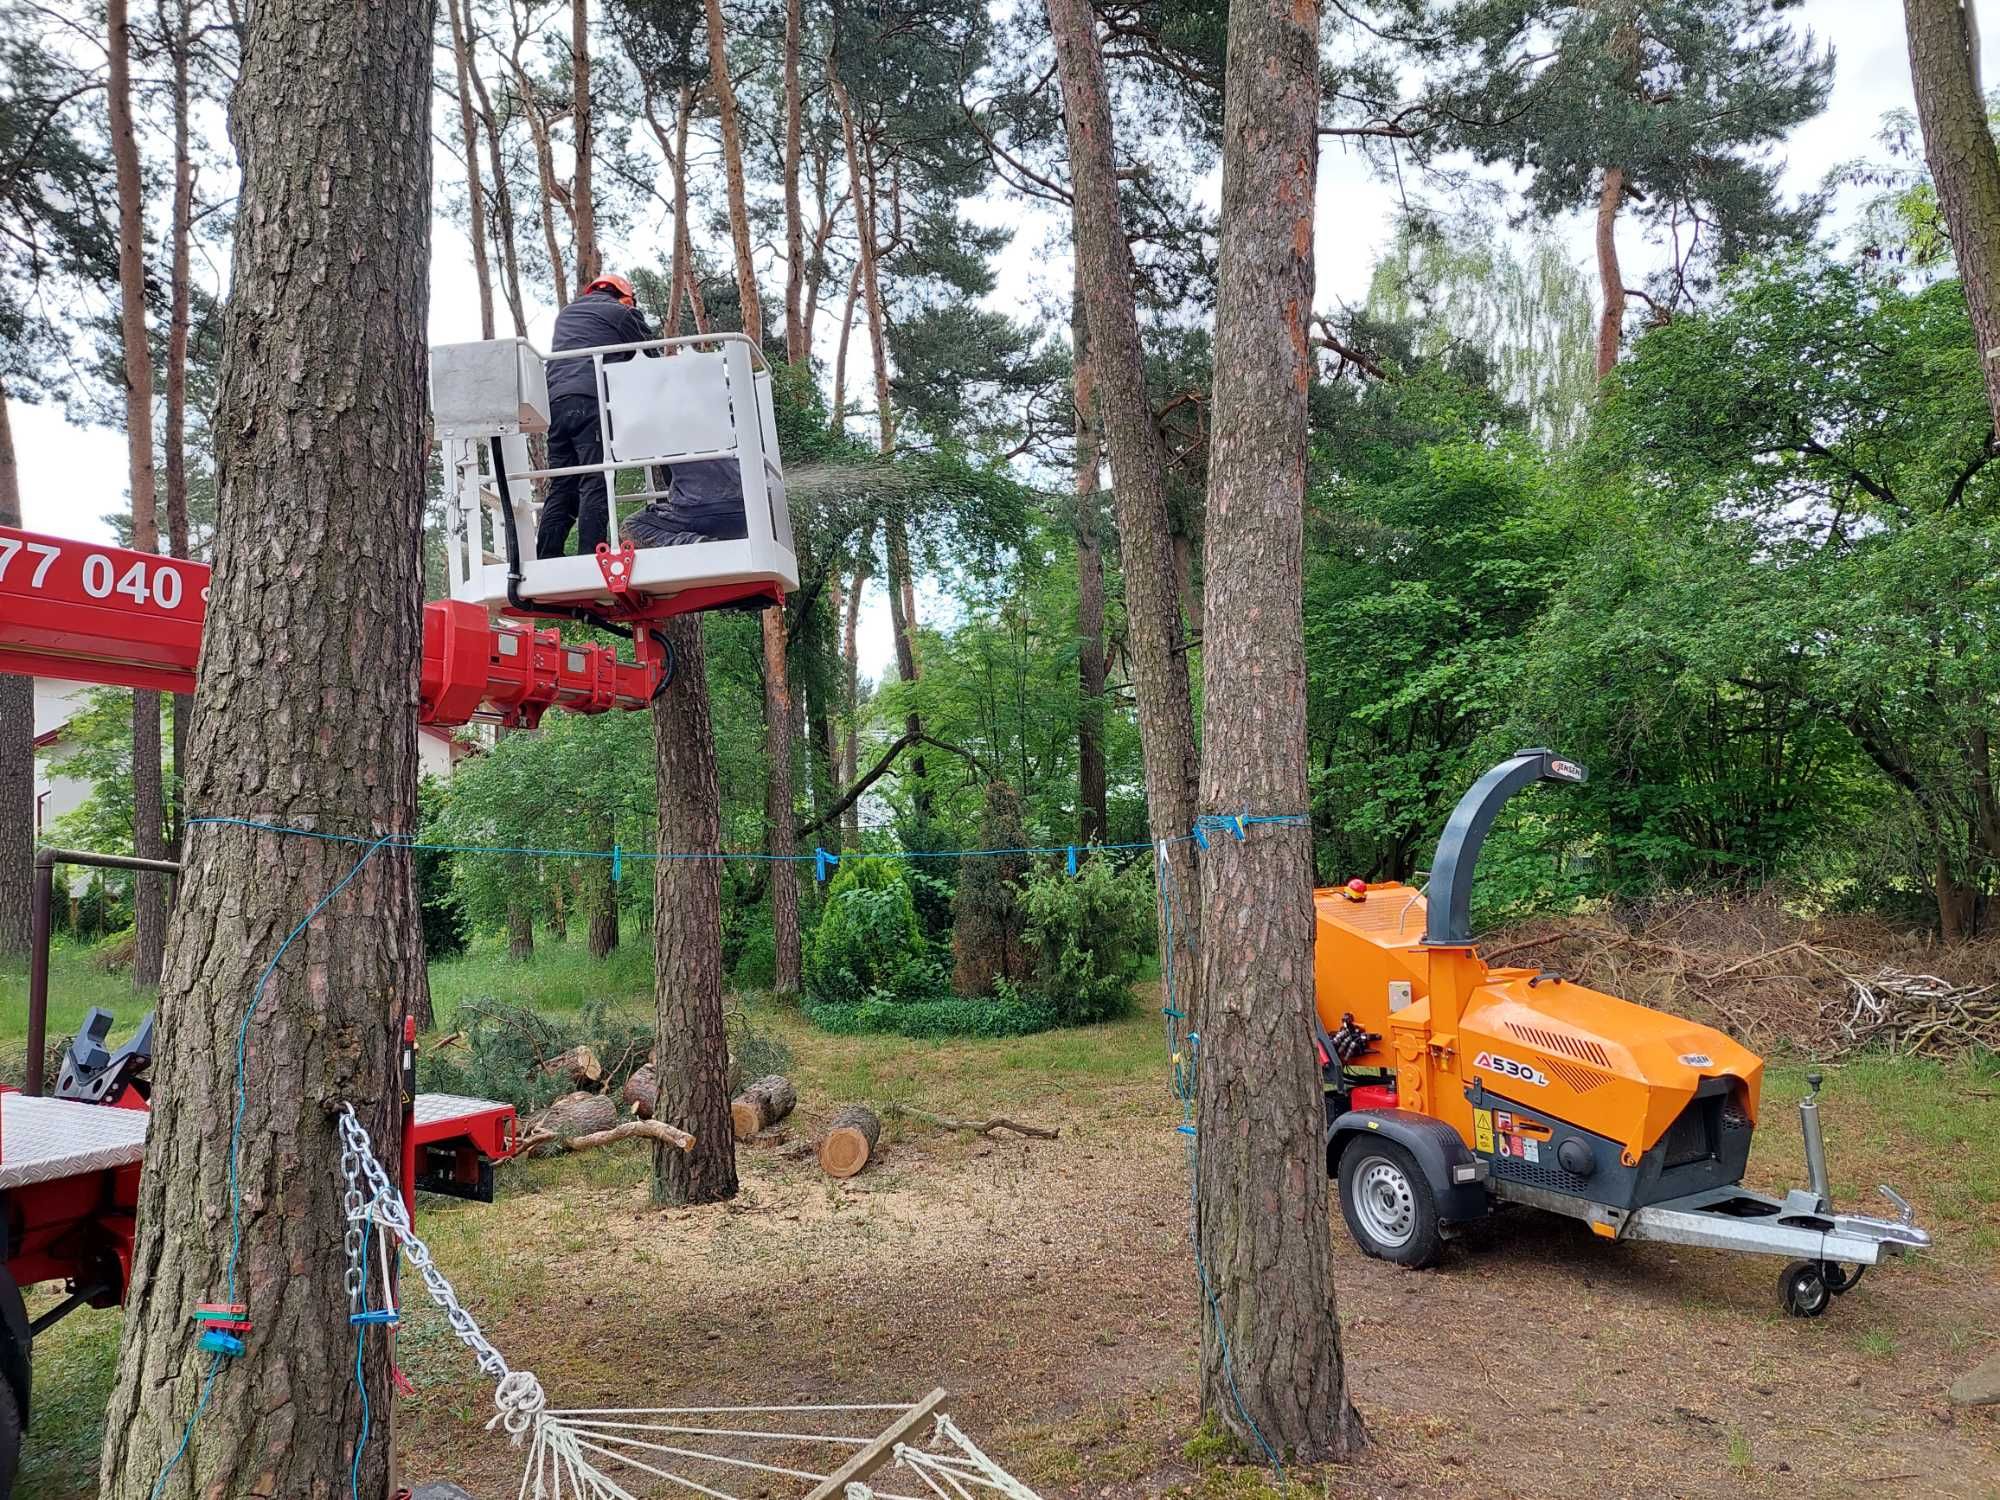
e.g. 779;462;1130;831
0;526;661;728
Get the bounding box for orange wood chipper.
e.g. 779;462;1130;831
1315;749;1931;1317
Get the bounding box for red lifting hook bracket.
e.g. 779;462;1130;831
593;541;637;596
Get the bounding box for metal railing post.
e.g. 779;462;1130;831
25;847;184;1096
27;851;53;1096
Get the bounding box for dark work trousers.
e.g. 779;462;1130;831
535;394;609;559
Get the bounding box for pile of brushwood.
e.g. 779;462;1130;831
419;999;792;1118
1484;893;2000;1060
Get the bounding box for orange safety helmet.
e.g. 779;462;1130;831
584;272;635;306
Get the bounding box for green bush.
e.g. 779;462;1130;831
805;857;934;1001
1020;855;1153;1025
803;989;1057;1039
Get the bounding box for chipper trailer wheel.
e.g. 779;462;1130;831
1779;1260;1832;1318
1338;1136;1444;1268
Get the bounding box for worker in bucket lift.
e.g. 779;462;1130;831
622;456;749;549
537;272;657;560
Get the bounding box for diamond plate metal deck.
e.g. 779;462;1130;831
0;1093;147;1190
413;1093;509;1128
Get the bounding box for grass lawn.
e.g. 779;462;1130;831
7;938;1999;1498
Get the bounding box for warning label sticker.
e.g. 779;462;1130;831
1473;1107;1494;1155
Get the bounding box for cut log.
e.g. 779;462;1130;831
539;1044;603;1090
525;1090;617;1146
818;1104;881;1179
731;1074;797;1139
623;1062;657;1118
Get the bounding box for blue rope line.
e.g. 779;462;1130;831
146;1354;223;1500
350;1229;373;1500
186;815;1201;867
188;816;1192;864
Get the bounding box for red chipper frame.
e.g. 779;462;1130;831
0;524;670;728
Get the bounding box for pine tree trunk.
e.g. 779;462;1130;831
651;616;738;1204
508;892;536;961
448;0;498;338
0;380;31;956
162;0;194;861
1593;165;1626;381
782;0;806;362
588;817;619;958
884;517;929;815
1072;279;1108;846
571;0;598;288
464;7;528;336
511;12;571;308
833;76;892;450
658;87;690;330
1194;0;1362;1459
109;0;168;989
841;559;866;847
763;607;801;991
96;0;431;1486
705;0;763;346
1048;0;1201;997
831;260;862;423
1906;0;2000;431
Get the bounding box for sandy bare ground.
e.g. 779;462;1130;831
394;1069;2000;1500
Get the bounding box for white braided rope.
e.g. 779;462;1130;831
335;1107;1042;1500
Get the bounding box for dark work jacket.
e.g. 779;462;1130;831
545;290;655;405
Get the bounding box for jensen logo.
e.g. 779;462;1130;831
1548;757;1587;782
1474;1051;1550;1088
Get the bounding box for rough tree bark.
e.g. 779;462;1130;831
782;0;806;362
704;0;763;346
447;0;498;337
96;0;432;1487
160;0;194;862
1593;165;1626;381
1073;278;1108;846
1193;0;1363;1459
651;615;738;1204
0;382;30;955
1048;0;1202;991
109;0;168;988
571;0;598;288
1906;0;2000;431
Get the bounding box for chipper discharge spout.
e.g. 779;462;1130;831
1312;748;1932;1317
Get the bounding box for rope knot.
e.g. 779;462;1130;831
488;1369;548;1443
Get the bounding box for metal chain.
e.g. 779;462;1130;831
336;1106;520;1389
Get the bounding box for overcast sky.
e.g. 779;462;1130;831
12;1;1989;680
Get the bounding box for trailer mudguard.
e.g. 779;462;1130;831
0;1266;29;1429
1327;1108;1491;1223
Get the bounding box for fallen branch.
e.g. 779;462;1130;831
516;1118;696;1156
882;1103;1060;1140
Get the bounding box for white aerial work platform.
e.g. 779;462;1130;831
430;332;798;632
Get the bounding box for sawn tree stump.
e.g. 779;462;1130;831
818;1104;881;1179
623;1062;658;1118
527;1090;618;1146
731;1074;796;1139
